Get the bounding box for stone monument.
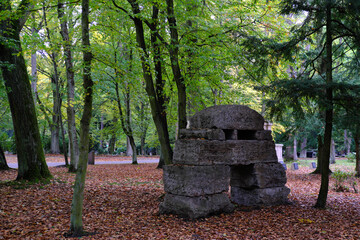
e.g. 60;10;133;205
159;105;290;218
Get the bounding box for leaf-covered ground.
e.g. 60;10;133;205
1;155;360;239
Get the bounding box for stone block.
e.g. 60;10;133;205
163;165;230;196
189;105;264;130
231;186;290;206
173;140;278;165
254;130;273;141
179;129;225;140
159;193;234;219
230;162;287;189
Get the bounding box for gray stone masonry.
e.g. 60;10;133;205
163;165;230;196
189;105;264;130
173;140;278;165
159;193;234;219
230;162;287;189
231;186;290;206
160;105;290;219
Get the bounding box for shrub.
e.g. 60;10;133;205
332;169;354;192
347;153;356;163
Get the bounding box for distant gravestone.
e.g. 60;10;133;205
310;162;316;169
291;162;299;170
160;105;290;219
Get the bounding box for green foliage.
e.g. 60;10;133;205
347;153;356;163
332;169;354;192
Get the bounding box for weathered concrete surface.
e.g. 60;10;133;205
163;165;230;196
159;193;234;219
230;163;287;189
173;140;278;165
231;186;290;206
189;105;264;130
179;129;225;140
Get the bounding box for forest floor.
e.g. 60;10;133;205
1;155;360;239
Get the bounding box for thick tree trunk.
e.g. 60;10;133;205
315;2;333;209
0;2;51;181
127;0;173;165
0;143;9;170
70;0;93;235
299;138;307;158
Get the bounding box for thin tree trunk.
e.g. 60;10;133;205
0;1;51;181
330;139;336;164
293;135;298;161
43;6;61;154
60;108;69;166
115;81;137;165
69;0;93;235
312;135;323;174
315;2;333;209
300;137;307;158
166;0;187;134
355;136;360;177
0;143;9;170
58;0;79;172
126;0;173;165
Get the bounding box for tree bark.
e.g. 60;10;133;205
0;0;51;181
43;6;61;154
330;139;336;164
0;143;9;170
355;136;360;177
126;0;173;165
69;0;93;235
166;0;187;135
115;81;137;165
58;0;79;172
293;135;298;161
299;137;307;158
315;2;333;209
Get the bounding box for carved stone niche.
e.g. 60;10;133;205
159;105;290;219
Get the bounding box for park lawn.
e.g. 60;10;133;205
0;160;360;239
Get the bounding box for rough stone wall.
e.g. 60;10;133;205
159;105;290;219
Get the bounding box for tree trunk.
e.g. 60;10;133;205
299;137;307;158
166;0;187;135
293;135;298;161
344;130;351;155
127;0;173;165
355;136;359;177
69;0;93;235
330;139;336;164
44;6;61;154
315;2;333;209
0;143;9;170
58;0;79;172
115;81;137;165
60;109;69;166
0;1;51;181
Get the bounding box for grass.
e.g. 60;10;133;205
285;157;356;171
